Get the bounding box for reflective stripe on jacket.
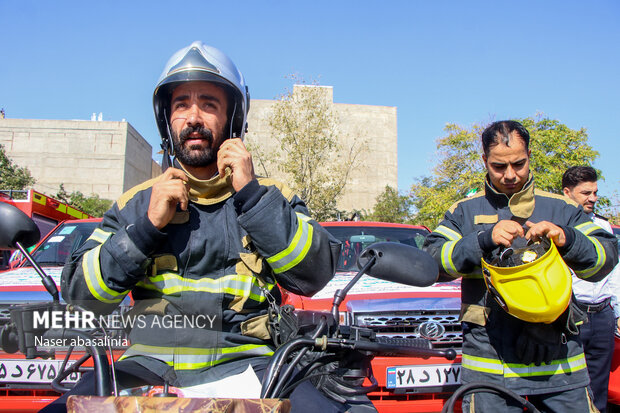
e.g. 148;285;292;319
423;175;618;394
61;170;339;381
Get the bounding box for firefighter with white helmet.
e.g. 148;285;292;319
153;41;250;170
45;42;352;412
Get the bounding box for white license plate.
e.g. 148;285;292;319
386;363;461;389
0;359;81;384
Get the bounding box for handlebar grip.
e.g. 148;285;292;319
348;336;456;360
376;336;433;350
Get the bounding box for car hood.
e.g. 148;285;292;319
311;271;461;300
0;266;62;302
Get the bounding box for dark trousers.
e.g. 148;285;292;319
462;386;598;412
39;358;376;413
580;304;616;413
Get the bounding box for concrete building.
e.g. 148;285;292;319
245;85;398;214
1;86;397;214
0;118;160;201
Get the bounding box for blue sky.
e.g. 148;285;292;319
1;1;619;200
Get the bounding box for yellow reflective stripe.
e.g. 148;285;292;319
120;343;274;370
575;221;601;236
462;353;587;377
504;353;587;378
266;213;313;274
82;245;127;303
440;240;464;277
173;345;274;370
137;273;275;302
574;223;606;279
435;225;462;241
462;271;484;279
462;354;504;374
87;228;112;244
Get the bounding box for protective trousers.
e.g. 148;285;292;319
462;386;598;412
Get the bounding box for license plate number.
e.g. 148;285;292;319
0;359;81;384
387;363;461;389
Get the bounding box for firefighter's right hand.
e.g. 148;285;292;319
492;220;525;248
147;168;189;230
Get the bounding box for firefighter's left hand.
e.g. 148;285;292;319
217;138;256;192
525;221;566;247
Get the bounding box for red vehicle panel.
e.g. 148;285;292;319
285;221;463;412
0;219;617;412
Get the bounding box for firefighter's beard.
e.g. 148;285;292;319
172;125;224;167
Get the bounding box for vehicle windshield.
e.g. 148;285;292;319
23;221;99;266
324;225;429;271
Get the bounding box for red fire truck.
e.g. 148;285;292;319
0;189;92;270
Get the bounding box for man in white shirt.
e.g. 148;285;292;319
563;165;620;413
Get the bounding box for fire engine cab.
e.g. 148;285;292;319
0;189;92;270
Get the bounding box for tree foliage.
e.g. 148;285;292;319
56;184;112;218
0;143;35;191
255;79;363;221
364;185;413;224
411;115;599;229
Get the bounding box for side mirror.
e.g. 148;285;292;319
0;202;40;250
357;242;438;287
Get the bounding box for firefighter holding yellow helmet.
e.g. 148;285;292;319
424;120;618;412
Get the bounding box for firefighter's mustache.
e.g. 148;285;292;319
179;126;213;143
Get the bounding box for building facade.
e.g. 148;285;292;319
1;86;397;214
245;85;398;214
0;118;159;201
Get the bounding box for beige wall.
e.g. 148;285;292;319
0;86;397;213
0;118;158;201
245;85;398;214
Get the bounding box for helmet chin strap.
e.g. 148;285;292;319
161;107;174;172
229;101;237;139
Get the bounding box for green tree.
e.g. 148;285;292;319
56;184;112;218
0;143;35;192
365;185;413;224
411;115;599;229
252;79;364;221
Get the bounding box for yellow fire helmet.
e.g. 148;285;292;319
481;237;572;324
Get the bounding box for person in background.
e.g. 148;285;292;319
563;165;620;413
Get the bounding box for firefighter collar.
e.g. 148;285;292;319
485;173;535;219
177;162;235;206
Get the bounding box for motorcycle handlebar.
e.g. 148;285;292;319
261;333;456;399
320;335;457;360
42;329;110;396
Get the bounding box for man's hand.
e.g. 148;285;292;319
492;220;525;247
147;168;189;230
217;138;256;192
525;220;566;247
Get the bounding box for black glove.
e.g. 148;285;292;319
515;323;564;366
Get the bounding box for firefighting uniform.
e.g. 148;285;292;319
423;175;618;410
61;164;340;387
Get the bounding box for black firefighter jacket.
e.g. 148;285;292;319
61;166;340;385
423;175;618;395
